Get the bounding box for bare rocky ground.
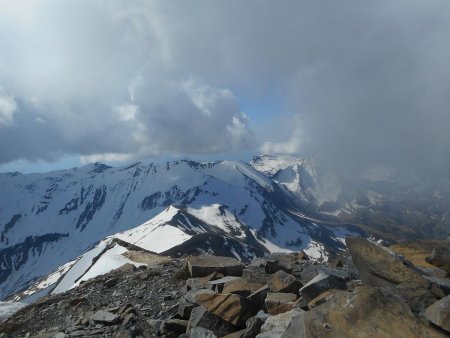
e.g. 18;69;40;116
0;238;449;338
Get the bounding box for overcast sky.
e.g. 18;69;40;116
0;1;450;175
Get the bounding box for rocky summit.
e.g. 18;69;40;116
1;238;450;338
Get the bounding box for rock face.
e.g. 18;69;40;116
282;286;445;338
194;292;259;327
424;295;450;332
346;237;445;313
346;237;426;287
299;272;346;303
185;256;244;278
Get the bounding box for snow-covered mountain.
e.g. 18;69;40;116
0;158;363;300
252;154;450;241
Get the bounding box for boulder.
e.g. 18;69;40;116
307;289;337;309
248;285;270;308
281;286;445;338
265;293;297;315
222;278;266;297
195;292;259;327
187;306;237;337
208;276;241;293
299;272;346;303
178;289;216;318
256;309;304;338
242;315;266;338
185;256;243;278
265;260;293;274
160;319;189;335
347;238;446;313
424;294;450;332
188;327;218;338
346;237;426;287
268;271;302;294
89;310;121;325
184;278;209;292
426;247;450;274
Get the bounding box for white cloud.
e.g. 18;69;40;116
0;90;17;126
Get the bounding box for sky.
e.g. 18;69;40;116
0;1;450;176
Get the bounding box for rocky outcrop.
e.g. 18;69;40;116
282;286;445;338
426;247;450;274
1;250;449;338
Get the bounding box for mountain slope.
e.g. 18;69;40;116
0;159;363;299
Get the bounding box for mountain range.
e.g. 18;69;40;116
0;154;448;300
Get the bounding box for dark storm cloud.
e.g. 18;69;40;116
0;1;449;175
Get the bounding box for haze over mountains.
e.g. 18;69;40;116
0;154;448;301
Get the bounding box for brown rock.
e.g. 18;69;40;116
307;289;337;309
195;292;259;327
185;255;243;278
265;293;297;315
187;306;237;337
268;270;302;294
424;294;450;332
346;237;426;287
178;289;216;318
222;278;265;297
281;286;445;338
426;247;450;274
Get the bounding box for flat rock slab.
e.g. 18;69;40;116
299;272;346;303
222;278;266;297
195;292;259;327
89;310;120;325
186;256;243;278
268;270;302;294
424;294;450;332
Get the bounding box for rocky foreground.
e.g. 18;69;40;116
0;238;449;338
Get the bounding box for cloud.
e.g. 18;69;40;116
0;90;17;126
0;1;450;176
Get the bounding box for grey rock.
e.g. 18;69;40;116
179;289;215;318
185;255;243;278
89;310;121;325
424;294;450;332
187;306;237;337
256;309;304;338
299;272;346;303
426;247;450;274
160;319;188;335
188;327;218;338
